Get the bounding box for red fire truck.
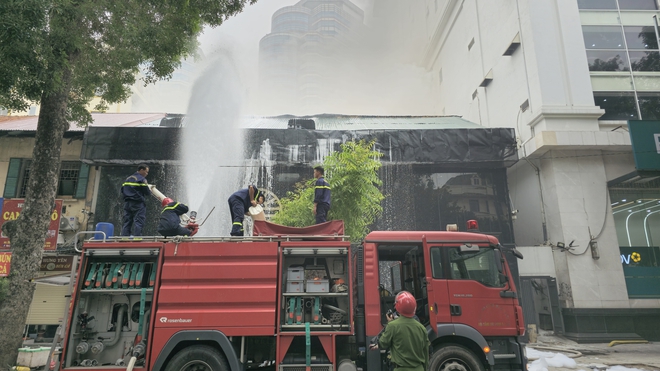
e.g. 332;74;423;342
59;220;526;371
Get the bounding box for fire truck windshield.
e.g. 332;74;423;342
448;247;506;288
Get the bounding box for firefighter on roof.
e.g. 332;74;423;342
313;166;331;224
121;164;150;236
157;198;199;237
228;185;265;236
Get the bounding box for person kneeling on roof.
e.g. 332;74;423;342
157;198;199;237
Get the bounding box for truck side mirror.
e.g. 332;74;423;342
498;244;524;260
510;248;523;260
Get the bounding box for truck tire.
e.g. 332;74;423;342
164;345;230;371
429;345;485;371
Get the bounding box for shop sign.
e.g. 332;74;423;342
621;252;642;265
0;199;63;250
628;120;660;171
0;252;10;277
40;255;74;272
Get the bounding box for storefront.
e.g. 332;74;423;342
609;121;660;299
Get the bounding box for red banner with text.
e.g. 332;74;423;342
0;199;63;251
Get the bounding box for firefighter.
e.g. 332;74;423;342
157;198;199;237
370;291;429;371
228;185;265;236
121;164;150;236
313;166;331;224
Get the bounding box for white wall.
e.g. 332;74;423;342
517;245;556;277
425;0;602;134
508;160;546;246
417;0;644;311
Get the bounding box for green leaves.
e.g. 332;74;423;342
272;140;385;242
271;180;316;228
0;0;256;119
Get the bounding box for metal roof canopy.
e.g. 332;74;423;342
240;114;482;130
81;125;518;168
0;113;166;134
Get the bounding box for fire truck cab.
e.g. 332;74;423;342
361;230;526;371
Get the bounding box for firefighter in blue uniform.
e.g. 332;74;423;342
228;185;265;236
121;164;150;236
157;198;199;237
313;166;331;224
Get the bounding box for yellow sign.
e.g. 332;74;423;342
0;252;11;277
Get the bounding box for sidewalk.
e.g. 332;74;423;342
527;331;660;371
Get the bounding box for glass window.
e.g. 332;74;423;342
591;75;634;90
610;178;660;247
448;247;505;288
638;92;660;119
379;261;400;295
578;0;617;9
430;247;443;279
18;160;82;197
630;51;660;71
594;92;639;119
618;0;659;10
58;162;80;196
624;26;658;49
583;26;625;49
587;50;631;71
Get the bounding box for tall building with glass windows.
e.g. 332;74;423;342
374;0;660;341
258;0;365;115
581;0;660;120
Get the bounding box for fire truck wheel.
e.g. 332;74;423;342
165;345;229;371
429;345;485;371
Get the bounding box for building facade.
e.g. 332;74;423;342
259;0;366;114
0;114;165;340
380;0;660;340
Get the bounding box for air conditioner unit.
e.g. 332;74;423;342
59;216;79;231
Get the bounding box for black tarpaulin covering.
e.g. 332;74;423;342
245;129;517;167
81;127;182;164
82;127;517;167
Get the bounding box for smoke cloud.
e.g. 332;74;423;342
131;0;441;116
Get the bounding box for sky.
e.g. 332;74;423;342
196;0;305;113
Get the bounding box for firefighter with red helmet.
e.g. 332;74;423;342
370;291;430;371
157;198;199;237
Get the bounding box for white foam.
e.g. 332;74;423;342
607;366;649;371
525;347;655;371
526;347;576;371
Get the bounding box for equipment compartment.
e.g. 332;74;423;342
280;246;351;331
64;248;159;369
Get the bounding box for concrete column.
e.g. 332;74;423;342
539;150;629;309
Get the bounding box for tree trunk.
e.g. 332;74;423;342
0;67;71;370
